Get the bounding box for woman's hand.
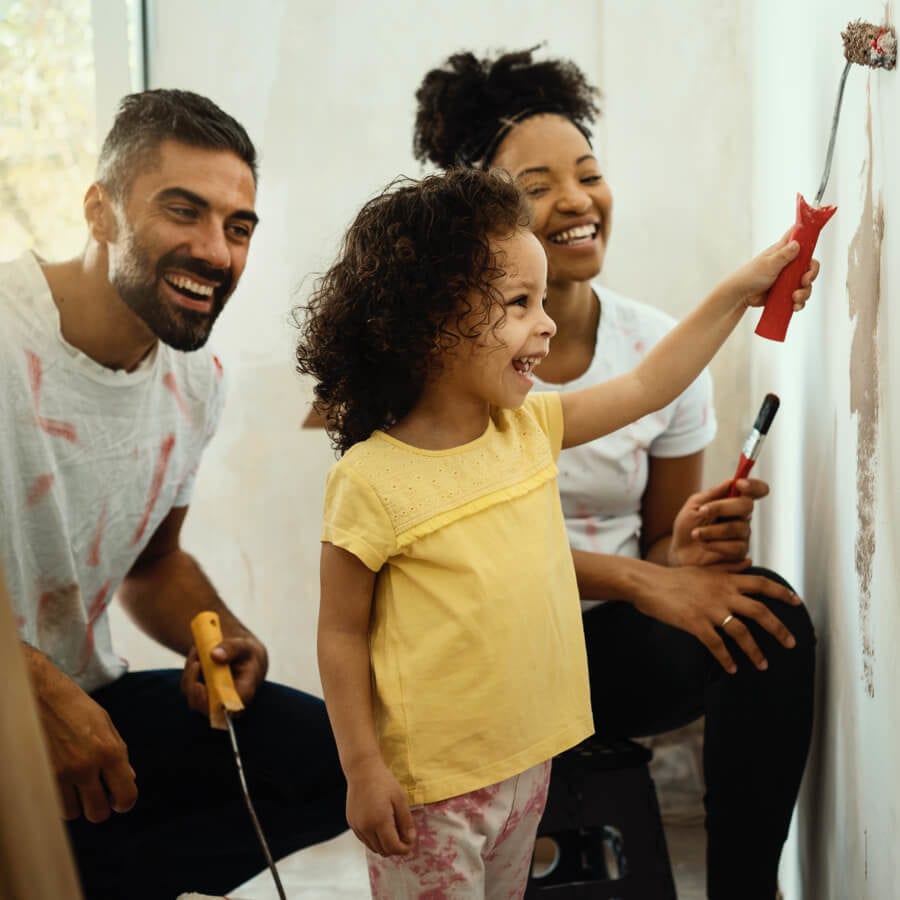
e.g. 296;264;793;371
631;564;801;674
346;757;417;857
728;234;820;310
668;478;770;568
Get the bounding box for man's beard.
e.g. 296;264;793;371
109;226;233;352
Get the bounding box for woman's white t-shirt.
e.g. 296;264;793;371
533;287;717;582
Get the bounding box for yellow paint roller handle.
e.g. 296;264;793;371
190;611;245;730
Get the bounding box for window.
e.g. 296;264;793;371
0;0;141;261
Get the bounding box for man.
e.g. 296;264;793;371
0;89;346;899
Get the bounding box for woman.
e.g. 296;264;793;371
413;48;815;900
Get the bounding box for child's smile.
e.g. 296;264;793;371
424;227;555;428
511;354;545;384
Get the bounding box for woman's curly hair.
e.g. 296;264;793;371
294;168;529;454
414;46;601;169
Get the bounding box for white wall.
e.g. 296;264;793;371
103;2;900;896
111;1;758;694
751;2;900;897
602;1;754;485
110;0;606;691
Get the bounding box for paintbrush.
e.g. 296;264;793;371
728;393;780;497
755;21;896;342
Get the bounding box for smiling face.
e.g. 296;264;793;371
446;227;556;410
104;139;258;351
491;114;612;287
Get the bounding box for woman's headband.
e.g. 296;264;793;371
453;104;592;169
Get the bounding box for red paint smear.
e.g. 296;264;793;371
574;502;601;548
77;579;112;675
27;350;42;404
37;589;55;621
213;355;224;379
36;582;79;633
627;446;642;488
15;615;26;630
27;350;78;443
132;434;176;545
36;415;78;443
634;340;645;353
87;500;108;567
163;372;194;425
37;588;55;618
25;473;55;507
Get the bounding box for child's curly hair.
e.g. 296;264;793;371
294;168;530;454
414;46;601;169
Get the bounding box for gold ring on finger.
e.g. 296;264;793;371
720;614;735;629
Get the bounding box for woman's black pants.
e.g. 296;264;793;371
581;567;816;900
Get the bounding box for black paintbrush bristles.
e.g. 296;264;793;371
753;394;780;435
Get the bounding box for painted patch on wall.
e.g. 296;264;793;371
846;88;883;699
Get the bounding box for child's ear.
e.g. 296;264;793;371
84;183;117;243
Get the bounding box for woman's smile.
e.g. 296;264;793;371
491;113;613;284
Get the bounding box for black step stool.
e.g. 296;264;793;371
525;736;678;899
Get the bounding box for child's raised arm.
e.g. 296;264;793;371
318;543;416;856
560;236;818;450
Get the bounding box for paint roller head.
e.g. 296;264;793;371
753;394;780;435
842;21;897;70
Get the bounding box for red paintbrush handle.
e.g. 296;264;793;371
727;455;755;497
755;193;837;342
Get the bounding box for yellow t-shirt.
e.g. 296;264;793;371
321;392;593;805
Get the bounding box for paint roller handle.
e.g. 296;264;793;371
190;611;245;731
755;193;837;342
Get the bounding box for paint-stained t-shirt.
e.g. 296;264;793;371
0;252;225;692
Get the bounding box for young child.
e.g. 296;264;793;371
294;167;816;898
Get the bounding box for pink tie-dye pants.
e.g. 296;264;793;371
366;759;551;899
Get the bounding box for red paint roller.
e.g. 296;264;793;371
756;21;896;342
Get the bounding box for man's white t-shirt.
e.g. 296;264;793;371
534;287;717;592
0;253;225;692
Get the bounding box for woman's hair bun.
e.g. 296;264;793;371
413;46;601;168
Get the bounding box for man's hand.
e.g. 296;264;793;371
668;478;770;568
345;757;417;857
28;648;137;822
181;630;268;714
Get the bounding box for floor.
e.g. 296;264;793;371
225;821;706;899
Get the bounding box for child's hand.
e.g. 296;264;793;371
346;758;417;856
726;234;820;310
